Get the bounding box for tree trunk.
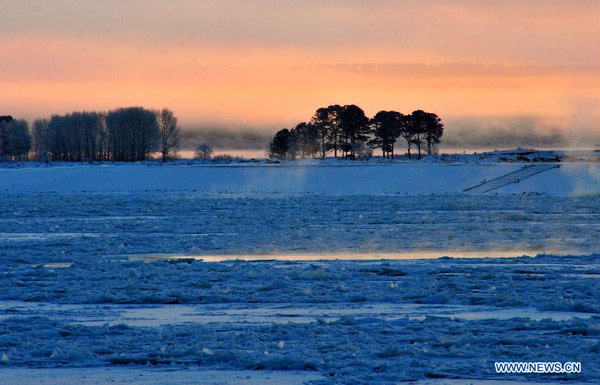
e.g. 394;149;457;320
333;138;337;158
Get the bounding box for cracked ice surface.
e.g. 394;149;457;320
0;192;599;383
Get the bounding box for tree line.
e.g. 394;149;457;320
270;105;444;160
0;115;31;161
0;107;180;162
1;104;444;162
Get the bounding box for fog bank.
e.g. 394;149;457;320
179;114;600;152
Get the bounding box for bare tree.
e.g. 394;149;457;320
32;118;49;162
194;143;213;160
0;118;31;161
46;112;104;162
106;107;160;161
156;108;180;162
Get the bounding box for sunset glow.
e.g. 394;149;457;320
3;0;600;133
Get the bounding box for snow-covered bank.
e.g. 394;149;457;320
1;162;599;195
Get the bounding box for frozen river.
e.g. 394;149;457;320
1;193;599;264
0;179;598;383
0;253;599;383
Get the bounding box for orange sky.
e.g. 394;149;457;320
2;1;600;133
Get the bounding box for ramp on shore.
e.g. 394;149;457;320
463;164;560;193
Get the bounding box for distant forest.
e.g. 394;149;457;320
270;105;443;160
0;105;443;162
0;108;179;162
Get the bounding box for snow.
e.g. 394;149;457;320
1;160;599;196
2;255;600;315
1;154;599;383
419;381;589;385
0;367;322;385
0;300;596;327
1;255;599;383
1;193;599;263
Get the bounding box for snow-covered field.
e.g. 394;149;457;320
1;161;600;196
0;159;599;384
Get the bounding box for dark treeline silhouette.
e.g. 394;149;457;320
0;115;31;161
270;105;444;160
3;105;442;162
2;107;181;162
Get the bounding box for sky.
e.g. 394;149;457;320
2;0;600;143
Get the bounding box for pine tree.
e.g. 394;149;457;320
369;111;403;159
337;105;370;160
